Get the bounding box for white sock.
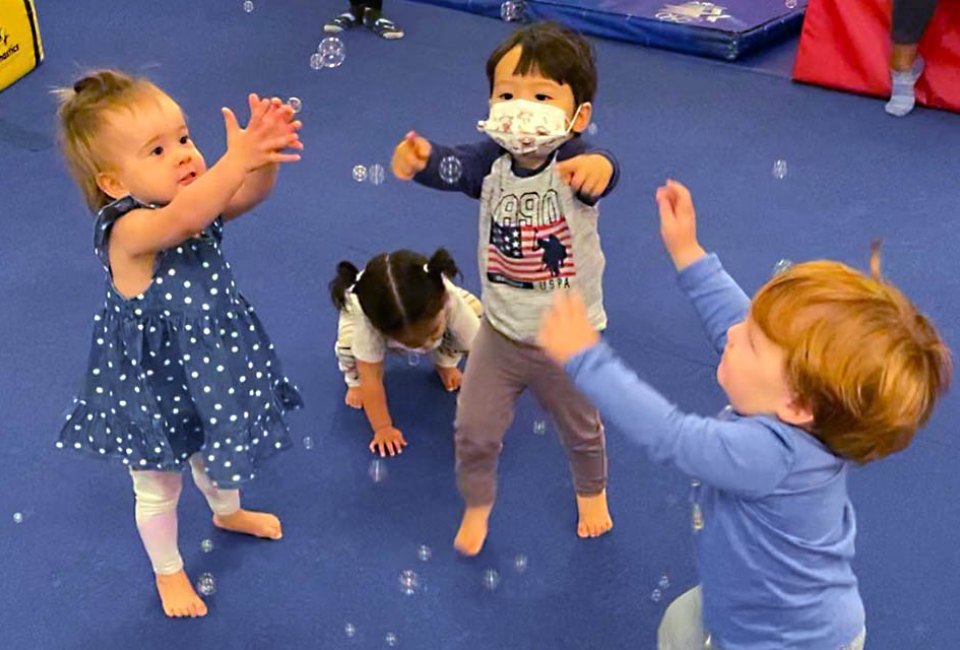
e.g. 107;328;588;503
885;57;925;117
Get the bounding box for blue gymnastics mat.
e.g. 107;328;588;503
406;0;807;60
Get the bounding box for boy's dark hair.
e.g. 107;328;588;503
486;21;597;107
329;248;460;338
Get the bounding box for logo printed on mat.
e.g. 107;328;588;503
656;2;732;23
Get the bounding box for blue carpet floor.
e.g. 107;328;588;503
1;1;957;648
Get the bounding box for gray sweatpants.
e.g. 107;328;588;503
454;319;607;506
892;0;939;44
657;587;867;650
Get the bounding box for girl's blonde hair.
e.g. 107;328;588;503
54;69;163;213
752;246;951;463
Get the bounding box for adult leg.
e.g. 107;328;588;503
886;0;939;116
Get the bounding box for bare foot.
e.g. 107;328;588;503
156;570;208;618
576;490;613;538
436;366;462;392
213;509;283;540
345;386;363;409
454;504;492;556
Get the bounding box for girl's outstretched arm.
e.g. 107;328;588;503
223;97;303;220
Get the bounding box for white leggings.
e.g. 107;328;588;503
130;453;241;575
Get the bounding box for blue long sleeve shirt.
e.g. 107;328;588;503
565;254;865;649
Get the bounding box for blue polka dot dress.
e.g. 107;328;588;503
57;196;304;488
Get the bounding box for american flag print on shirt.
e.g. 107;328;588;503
486;190;575;289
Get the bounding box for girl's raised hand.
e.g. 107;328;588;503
221;93;302;172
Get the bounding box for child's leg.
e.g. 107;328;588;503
657;586;708;650
335;311;363;409
189;454;282;540
454;321;527;555
130;469;207;618
528;353;611;538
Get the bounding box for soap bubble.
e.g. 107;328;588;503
318;36;346;68
12;512;23;524
309;53;324;70
385;632;399;647
439;155;463;185
302;436;314;450
352;165;368;182
532;420;546;435
772;159;788;179
482;569;501;591
368;163;386;186
399;569;420;595
650;588;662;602
692;503;705;532
500;1;522;22
369;459;387;483
288;97;302;114
785;0;798;8
196;572;216;596
658;575;670;590
417;545;432;562
242;1;254;13
407;354;420;367
772;258;793;276
200;538;214;553
513;554;528;574
586;123;598;136
344;623;357;638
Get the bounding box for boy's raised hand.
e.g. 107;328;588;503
656;179;706;271
557;154;613;199
537;291;600;365
221;93;302;172
391;131;432;180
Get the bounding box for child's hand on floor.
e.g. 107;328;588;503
537;291;600;365
557;154;613;198
391;131;431;180
370;426;408;457
656;179;706;271
436;366;462;392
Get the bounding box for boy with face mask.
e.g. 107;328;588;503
391;22;620;556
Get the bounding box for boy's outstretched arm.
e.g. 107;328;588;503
537;293;793;497
556;139;620;205
393;131;503;199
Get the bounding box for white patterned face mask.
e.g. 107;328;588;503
477;99;582;157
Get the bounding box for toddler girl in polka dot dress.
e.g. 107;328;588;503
54;70;304;618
